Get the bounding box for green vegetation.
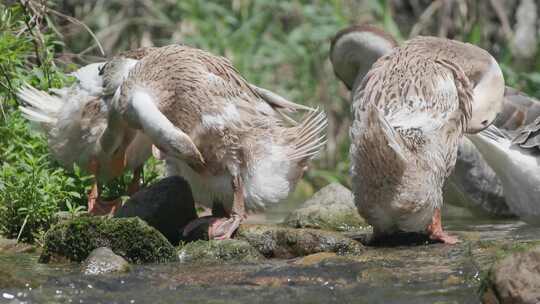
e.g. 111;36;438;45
1;1;540;243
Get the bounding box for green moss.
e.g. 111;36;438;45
39;216;176;264
237;224;364;258
177;240;263;263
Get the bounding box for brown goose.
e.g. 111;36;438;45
331;24;540;217
342;34;504;244
101;44;327;239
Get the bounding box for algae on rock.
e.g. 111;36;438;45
40;216;176;264
284;183;368;231
236;224;364;259
177;239;263;263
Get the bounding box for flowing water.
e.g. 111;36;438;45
1;212;539;304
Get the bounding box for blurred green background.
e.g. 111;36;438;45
1;0;539;242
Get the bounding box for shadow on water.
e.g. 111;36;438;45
2;212;540;303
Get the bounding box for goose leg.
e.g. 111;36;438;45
183;176;246;240
129;90;205;171
86;158;121;216
426;208;459;244
127;165;143;195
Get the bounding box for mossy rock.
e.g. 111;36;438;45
39;216;176;264
236;224;364;259
284;183;368;232
177;239;263;263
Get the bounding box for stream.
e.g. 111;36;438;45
1;210;539;304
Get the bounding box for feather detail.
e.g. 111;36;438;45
512;116;540;150
286;108;327;161
251;84;315;113
17;83;63;116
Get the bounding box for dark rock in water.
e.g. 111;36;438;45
446;138;513;217
284;183;369;231
177;240;263;263
82;247;130;275
114;176;197;245
39;216;176;264
483;245;540;304
236;224;364;258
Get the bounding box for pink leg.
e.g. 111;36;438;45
127;166;143;195
426;208;459;244
183;176;246;240
86;159;122;216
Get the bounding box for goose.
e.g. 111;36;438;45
100;44;327;240
17;50;154;215
338;33;504;244
330;24;539;217
468;121;540;224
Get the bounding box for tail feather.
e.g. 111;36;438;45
287;108;328;161
251;84;315;113
19;106;56;124
17;83;64;128
17;83;63;114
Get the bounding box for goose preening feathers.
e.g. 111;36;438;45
17;54;153;215
100;44;327;239
332;25;504;244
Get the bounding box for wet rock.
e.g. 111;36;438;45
483;245;540;304
446;138;512;217
177;239;263;263
82;247;130;275
236;224;364;258
0;237;36;254
40;216;176;264
284;183;368;231
115;176;197;245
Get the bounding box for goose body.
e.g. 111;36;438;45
345;35;504;243
104;45;326;238
330;25;528;219
469;123;540;224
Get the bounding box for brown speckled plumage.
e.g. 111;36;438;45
350;36;498;235
110;44;326;212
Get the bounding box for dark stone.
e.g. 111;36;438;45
114;176;197;245
39;216;176;264
82;247;130;275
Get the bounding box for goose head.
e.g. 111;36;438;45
466;55;505;133
330;24;397;91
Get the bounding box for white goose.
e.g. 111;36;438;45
17;56;152;215
469;122;540;224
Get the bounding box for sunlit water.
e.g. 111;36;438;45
1;211;539;303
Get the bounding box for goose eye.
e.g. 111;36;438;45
481;119;489;126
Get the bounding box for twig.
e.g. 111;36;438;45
488;0;513;41
18;0;44;67
410;0;444;37
0;64;18;106
44;4;106;56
